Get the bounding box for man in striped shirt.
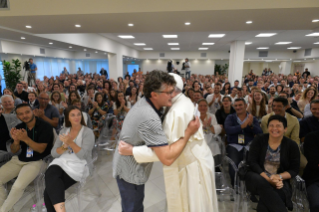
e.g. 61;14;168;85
113;71;200;212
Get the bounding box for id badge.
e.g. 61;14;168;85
214;102;219;108
238;134;245;144
26;146;33;158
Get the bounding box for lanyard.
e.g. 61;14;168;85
25;126;35;141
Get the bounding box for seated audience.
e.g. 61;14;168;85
28;91;39;109
0;104;53;211
2;88;22;106
88;92;109;133
220;82;231;95
126;86;139;107
193;91;203;104
206;83;223;114
0;107;20;152
299;100;319;142
224;98;263;185
278;92;303;119
298;87;317;113
215;96;235;135
228;87;238;103
246;115;300;212
247;90;269;123
1;95;16;114
113;91;131;129
14;82;29;102
34;92;59;130
71;99;93;129
44;106;94;212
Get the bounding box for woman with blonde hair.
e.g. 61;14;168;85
297;87;317;113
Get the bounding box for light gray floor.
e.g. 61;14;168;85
14;151;256;212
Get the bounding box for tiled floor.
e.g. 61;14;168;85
14;150;256;212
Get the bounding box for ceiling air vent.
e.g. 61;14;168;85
259;51;268;57
304;48;312;56
86;53;90;57
40;48;45;55
0;0;9;9
159;53;165;57
200;53;207;57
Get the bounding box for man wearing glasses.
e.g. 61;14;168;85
34;92;59;130
113;71;200;212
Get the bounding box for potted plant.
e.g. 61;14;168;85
2;59;22;91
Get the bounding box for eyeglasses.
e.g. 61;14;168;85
156;89;174;95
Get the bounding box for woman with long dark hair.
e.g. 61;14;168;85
220;82;231;95
126;87;139;107
88;92;109;133
44;106;94;212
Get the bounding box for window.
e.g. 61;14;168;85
0;61;5;93
127;64;139;76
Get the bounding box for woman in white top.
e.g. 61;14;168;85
44;106;95;212
247;90;270;123
126;86;140;107
198;99;223;164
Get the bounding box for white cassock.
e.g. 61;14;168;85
133;93;218;212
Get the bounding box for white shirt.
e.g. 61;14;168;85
185;61;191;71
206;93;224;114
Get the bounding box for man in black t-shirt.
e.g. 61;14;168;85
0;104;53;211
14;82;29;102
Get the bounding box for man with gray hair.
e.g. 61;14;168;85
118;73;218;212
1;95;15;114
113;71;200;212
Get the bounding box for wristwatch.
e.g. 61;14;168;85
279;174;283;180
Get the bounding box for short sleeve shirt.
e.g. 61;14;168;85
113;97;168;185
35;104;59;130
15;117;54;162
30;63;37;73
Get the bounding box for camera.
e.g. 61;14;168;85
24;61;30;71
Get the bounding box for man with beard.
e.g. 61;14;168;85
0;104;53;212
118;73;218;212
267;86;278;100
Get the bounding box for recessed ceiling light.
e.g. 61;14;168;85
168;43;179;45
128;23;134;26
171;48;180;50
304;59;306;60
288;47;301;49
199;47;209;50
306;33;319;36
69;46;72;48
312;19;319;22
75;25;81;27
246;21;253;24
21;37;25;40
257;47;269;49
25;25;32;28
163;35;178;38
245;42;252;45
208;34;225;38
202;43;214;45
144;48;153;50
84;49;87;51
314;42;319;44
293;61;301;62
134;43;146;46
118;35;135;39
275;42;292;45
255;33;277;37
185;22;191;25
49;42;53;44
95;51;98;53
104;52;107;54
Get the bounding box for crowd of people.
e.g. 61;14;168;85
0;59;318;212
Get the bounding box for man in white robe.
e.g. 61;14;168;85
118;73;218;212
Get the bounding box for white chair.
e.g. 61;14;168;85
97;113;120;152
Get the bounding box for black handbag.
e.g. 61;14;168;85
238;162;250;181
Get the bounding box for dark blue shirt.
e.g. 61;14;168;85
224;113;263;145
299;115;319;139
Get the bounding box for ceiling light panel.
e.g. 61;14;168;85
163;35;178;38
25;25;32;28
245;42;252;45
21;37;25;39
128;23;134;26
75;25;81;27
312;19;319;22
199;48;208;50
168;43;179;45
134;43;146;46
49;42;53;44
314;42;319;44
208;34;225;38
306;33;319;36
171;48;180;50
255;33;277;37
257;47;269;49
185;22;191;25
118;35;135;39
246;21;253;24
275;42;292;45
287;47;301;49
202;43;214;45
144;48;153;50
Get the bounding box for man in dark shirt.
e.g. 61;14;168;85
278;92;303;119
0;104;53;211
125;80;135;96
302;68;311;79
0;107;20;152
299;100;319;142
14;82;29;102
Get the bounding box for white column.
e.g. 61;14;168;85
228;41;245;86
108;53;123;80
279;61;292;75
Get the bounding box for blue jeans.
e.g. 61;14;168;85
186;71;191;79
116;177;145;212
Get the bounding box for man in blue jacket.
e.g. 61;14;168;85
224;98;263;185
